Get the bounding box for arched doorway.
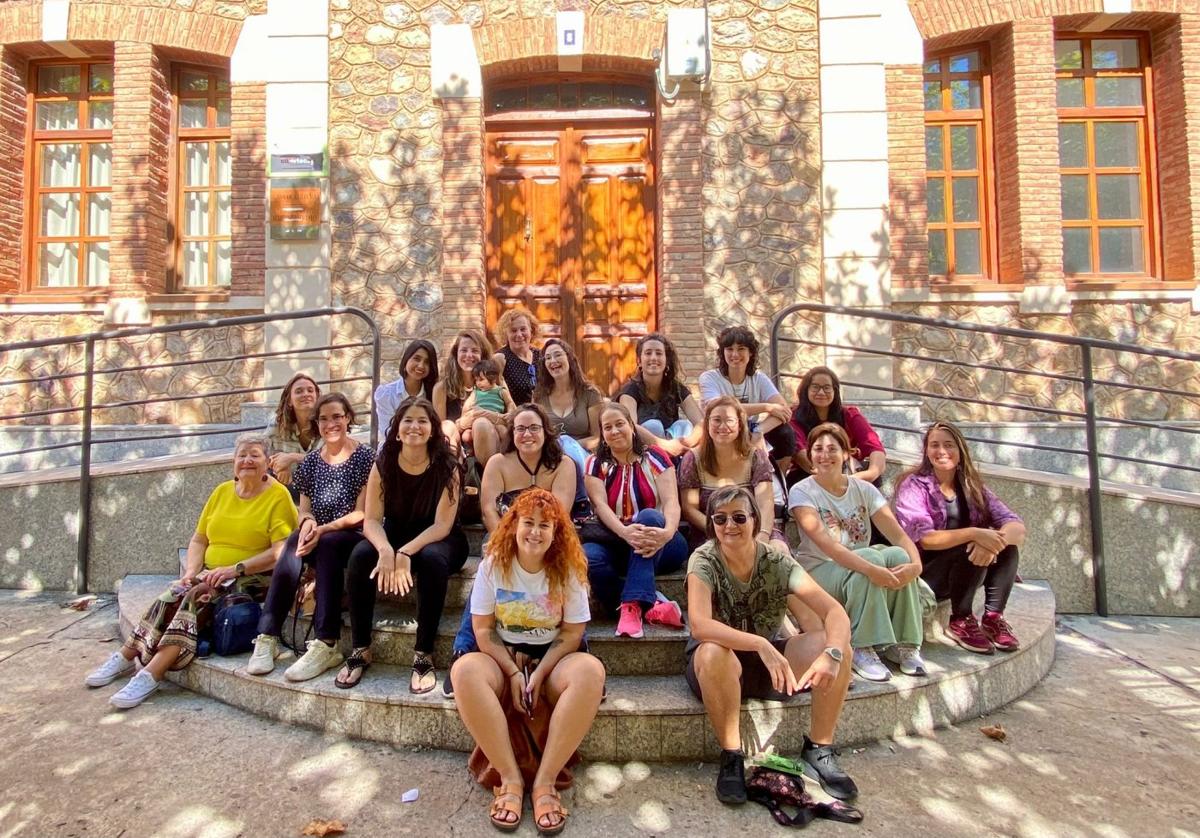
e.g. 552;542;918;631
484;76;656;394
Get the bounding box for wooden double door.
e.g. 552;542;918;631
485;121;656;394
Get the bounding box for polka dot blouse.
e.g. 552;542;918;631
292;444;376;525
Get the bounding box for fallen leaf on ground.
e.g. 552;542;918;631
301;819;346;836
980;724;1007;742
65;595;97;611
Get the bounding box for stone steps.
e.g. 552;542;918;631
116;575;1057;762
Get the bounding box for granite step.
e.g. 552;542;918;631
116;575;1057;762
438;556;688;609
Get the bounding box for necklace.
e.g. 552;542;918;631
517;453;542;483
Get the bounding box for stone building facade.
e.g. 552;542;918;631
1;0;1198;427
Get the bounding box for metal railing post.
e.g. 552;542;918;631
368;317;382;450
1080;345;1108;616
75;336;96;595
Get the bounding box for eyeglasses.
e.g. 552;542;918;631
709;418;739;429
317;414;347;424
808;385;835;394
514;424;544;435
711;512;751;526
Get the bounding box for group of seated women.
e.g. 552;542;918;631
85;310;1028;832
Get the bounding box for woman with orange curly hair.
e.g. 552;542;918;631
451;488;604;835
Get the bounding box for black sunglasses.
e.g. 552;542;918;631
712;512;751;526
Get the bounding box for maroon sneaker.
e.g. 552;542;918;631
981;612;1020;652
946;614;994;654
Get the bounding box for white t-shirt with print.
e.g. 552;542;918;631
469;555;591;646
787;476;888;570
697;369;780;406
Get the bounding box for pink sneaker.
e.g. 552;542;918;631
615;602;644;638
981;611;1020;652
644;598;684;629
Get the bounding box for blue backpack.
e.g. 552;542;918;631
212;593;261;656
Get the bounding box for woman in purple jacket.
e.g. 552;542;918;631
893;421;1026;654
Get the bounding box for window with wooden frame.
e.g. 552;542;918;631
28;61;113;288
923;46;994;281
1055;34;1157;277
175;66;232;288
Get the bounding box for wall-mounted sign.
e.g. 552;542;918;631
556;11;583;72
269;151;326;177
270;181;321;240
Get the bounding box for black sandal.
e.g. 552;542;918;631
410;651;436;694
335;647;371;689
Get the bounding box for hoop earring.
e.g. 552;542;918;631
232;475;239;483
261;474;269;483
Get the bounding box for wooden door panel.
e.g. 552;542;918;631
580;176;611;283
617;175;652;282
493;178;526;287
531;177;560;286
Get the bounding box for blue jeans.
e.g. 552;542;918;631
583;508;688;613
642;418;693;440
560;435;590;471
452;604;476;656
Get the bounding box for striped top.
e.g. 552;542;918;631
585;445;673;524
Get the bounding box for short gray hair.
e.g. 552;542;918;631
233;432;273;456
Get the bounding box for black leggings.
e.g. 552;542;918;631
258;528;364;642
346;527;469;652
920;541;1020;618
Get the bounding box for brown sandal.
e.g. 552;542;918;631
532;784;568;835
489;783;523;832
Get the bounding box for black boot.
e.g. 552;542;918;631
801;736;859;800
715;749;747;805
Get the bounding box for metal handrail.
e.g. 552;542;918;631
0;306;381;594
769;303;1200;618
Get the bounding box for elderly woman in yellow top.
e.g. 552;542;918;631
85;432;298;709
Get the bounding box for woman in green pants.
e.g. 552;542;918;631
788;422;926;683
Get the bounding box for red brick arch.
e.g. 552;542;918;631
908;0;1200;39
67;4;245;56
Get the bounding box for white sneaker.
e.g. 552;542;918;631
85;651;134;687
246;634;281;676
109;670;160;709
851;647;891;682
284;639;343;682
883;644;928;677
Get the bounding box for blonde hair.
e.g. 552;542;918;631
495;307;541;348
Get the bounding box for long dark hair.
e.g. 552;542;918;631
532;337;601;404
632;332;685;419
593;402;647;469
272;372;320;444
503;403;564;472
715;325;760;378
792;365;844;433
899;420;987;517
378;396;461;508
398;339;439;400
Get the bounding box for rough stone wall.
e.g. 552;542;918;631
0;315;264;426
893;302;1200;423
328;0;824;382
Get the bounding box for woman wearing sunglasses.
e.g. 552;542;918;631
686;485;856;805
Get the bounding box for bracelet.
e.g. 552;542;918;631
397;550;411;558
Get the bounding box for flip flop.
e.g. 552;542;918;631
335;648;371;689
410;651;436;695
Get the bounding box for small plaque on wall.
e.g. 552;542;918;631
270;181;321;240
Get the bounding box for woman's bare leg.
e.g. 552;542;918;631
691;642;743;750
783;630;851;745
451;652;522;811
535;652;605;789
144;645;183;680
472;417;500;464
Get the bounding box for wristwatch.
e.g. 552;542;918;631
235;562;246;578
823;646;843;664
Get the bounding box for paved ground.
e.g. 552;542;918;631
1;591;1198;838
